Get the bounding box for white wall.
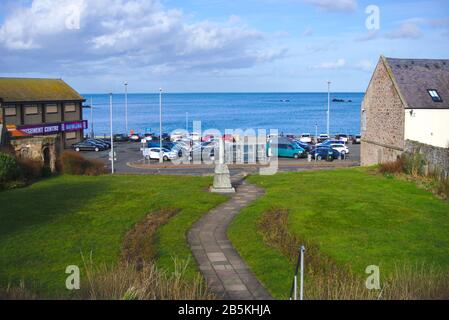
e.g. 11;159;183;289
404;109;449;148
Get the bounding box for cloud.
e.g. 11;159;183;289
303;0;357;12
311;58;346;70
354;59;372;71
354;30;379;42
0;0;285;76
385;21;423;39
302;26;313;37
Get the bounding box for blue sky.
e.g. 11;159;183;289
0;0;448;93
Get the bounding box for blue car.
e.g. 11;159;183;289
311;146;341;161
318;140;345;147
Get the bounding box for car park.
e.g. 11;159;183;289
299;133;312;143
145;148;179;161
352;135;361;144
72;140;106;152
292;140;313;153
311;146;341;161
317;134;330;143
130;133;142;142
330;143;349;155
87;138;110;149
268;142;305;159
336;134;349;143
317;139;345;147
113;134;129;142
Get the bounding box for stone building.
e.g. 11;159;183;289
361;56;449;168
0;78;86;171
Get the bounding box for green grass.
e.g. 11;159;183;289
228;168;449;299
0;175;226;298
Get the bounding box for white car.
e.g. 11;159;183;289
300;133;312;143
146;148;178;161
338;134;349;143
330;143;349;155
129;134;141;142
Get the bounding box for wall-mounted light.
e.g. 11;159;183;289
409;109;414;116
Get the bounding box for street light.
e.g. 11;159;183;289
186;112;189;133
124;82;128;135
109;93;115;174
90;97;94;139
159;88;163;163
327;81;331;137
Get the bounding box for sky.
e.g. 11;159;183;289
0;0;448;93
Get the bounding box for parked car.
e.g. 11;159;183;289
130;133;142;142
352;135;361;144
311;146;340;161
269;142;305;159
299;133;312;143
317;134;330;143
336;134;349;143
292;140;313;153
171;132;185;142
86;138;110;149
72;140;106;152
146;148;178;161
330;143;349;155
148;141;176;150
317;139;345;147
113;134;129;142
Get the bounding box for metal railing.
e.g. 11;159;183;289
289;245;306;300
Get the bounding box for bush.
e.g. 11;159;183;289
60;151;107;176
379;156;406;175
436;178;449;200
0;152;21;183
403;153;425;177
17;159;44;181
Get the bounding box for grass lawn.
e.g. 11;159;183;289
0;175;226;298
228;168;449;299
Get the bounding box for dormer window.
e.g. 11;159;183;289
428;89;443;102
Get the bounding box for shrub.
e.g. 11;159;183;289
403;153;425;177
60;151;107;176
379;156;406;175
17;159;44;181
436;178;449;200
0;152;21;183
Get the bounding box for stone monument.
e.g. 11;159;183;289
210;138;235;193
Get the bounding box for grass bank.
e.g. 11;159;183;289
228;168;449;299
0;174;226;298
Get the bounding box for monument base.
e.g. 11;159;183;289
210;163;235;194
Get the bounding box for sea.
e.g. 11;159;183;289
81;92;363;137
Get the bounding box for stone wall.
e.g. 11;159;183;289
405;140;449;178
361;57;405;165
9;135;60;172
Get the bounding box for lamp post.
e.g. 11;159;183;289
327;81;331;137
186;112;189;133
90;97;94;138
109;93;115;174
159;88;163;163
124;82;128;135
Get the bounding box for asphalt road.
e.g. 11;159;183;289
82;141;361;176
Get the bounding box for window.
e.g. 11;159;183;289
64;103;76;113
428;90;443;102
25;105;39;115
46;104;58;114
66;132;77;140
4;107;17;116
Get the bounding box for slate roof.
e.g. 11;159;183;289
0;78;84;104
384;57;449;109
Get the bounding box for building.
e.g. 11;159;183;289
0;78;86;171
361;56;449;168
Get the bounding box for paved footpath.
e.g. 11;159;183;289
188;180;272;300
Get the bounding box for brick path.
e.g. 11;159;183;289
188;180;272;300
